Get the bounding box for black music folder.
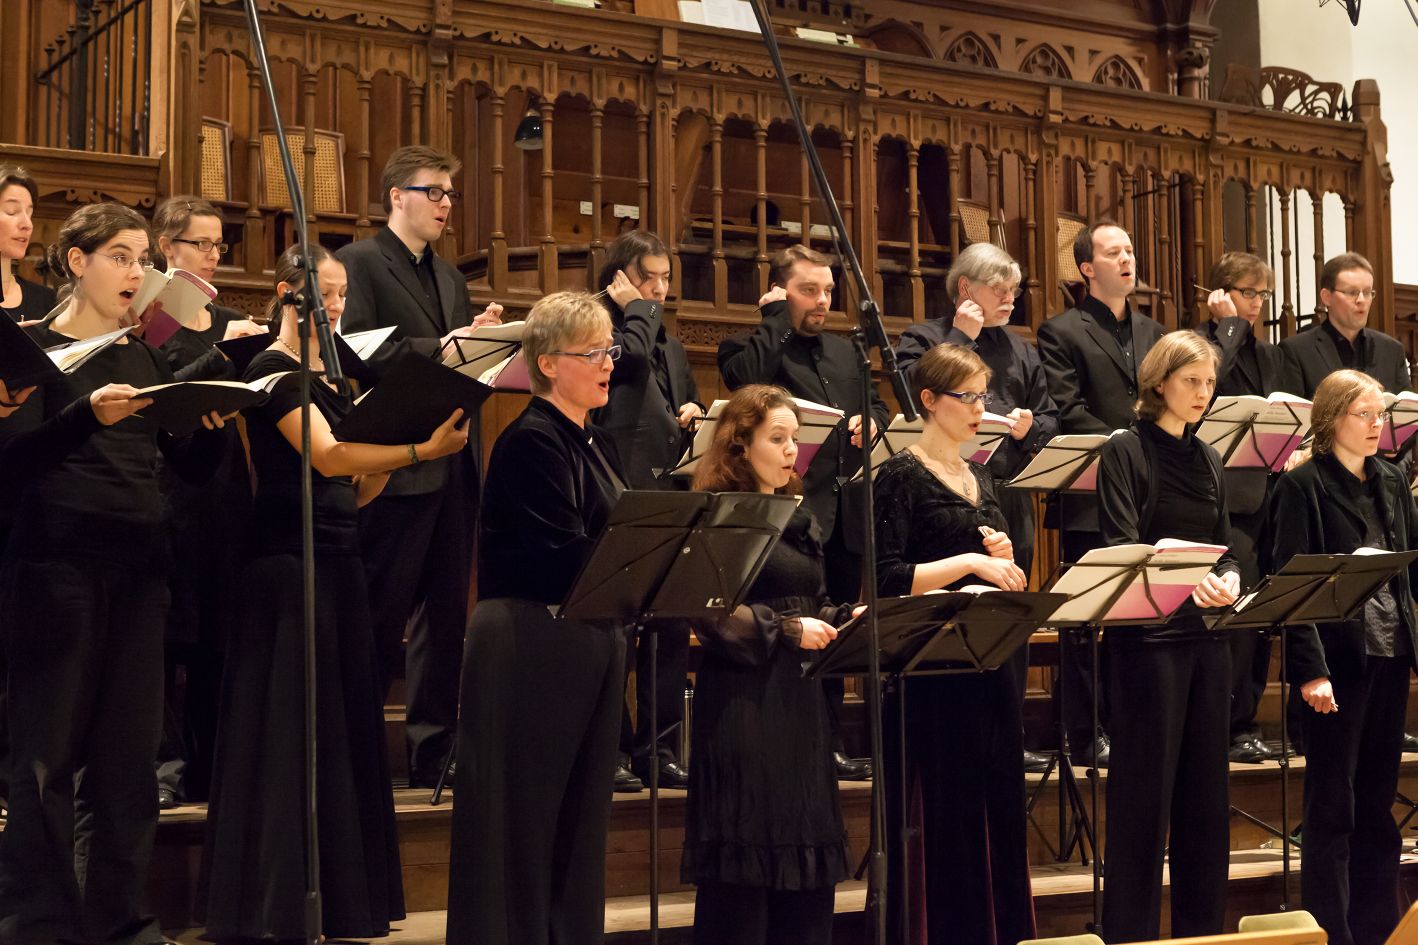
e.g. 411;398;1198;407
330;350;494;445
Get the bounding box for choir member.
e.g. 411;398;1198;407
1095;330;1239;943
1036;222;1167;767
718;243;890;780
893;241;1059;772
447;291;627;945
595;229;701;792
203;245;464;939
1279;252;1409;399
1270;369;1418;945
682;383;853;945
0;202;227;945
874;342;1034;945
1199;252;1288;764
337;145;501;788
0;164;56;323
149;195;264;807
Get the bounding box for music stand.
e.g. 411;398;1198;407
1211;548;1418;908
1048;548;1228;935
1197;398;1309;473
556;488;801;944
810;589;1068;945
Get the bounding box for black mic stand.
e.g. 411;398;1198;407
242;4;348;944
746;5;917;944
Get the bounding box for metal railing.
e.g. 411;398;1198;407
33;0;152;155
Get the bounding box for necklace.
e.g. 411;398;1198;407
911;444;976;501
277;336;320;367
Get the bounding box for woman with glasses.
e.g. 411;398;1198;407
0;202;230;944
1271;369;1418;945
874;342;1034;945
446;291;629;945
149;196;266;809
1095;331;1240;943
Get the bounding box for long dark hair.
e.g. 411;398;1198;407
265;243;335;333
39;202;150;284
692;384;803;495
595;229;669;320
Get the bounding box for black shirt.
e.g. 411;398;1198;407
1320;317;1366;371
1082;294;1135;377
2;276;57;323
1331;463;1409;659
160;303;243;381
380;227;442;322
477;396;625;604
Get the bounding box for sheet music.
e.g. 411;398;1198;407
1197;392;1311;472
1381;391;1418;455
850;412;1013;480
1006;431;1123;492
1048;539;1224;624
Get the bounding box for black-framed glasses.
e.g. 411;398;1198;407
1227;287;1274;301
90;251;153;271
402;185;461;204
171;237;228;255
551;345;621;365
937;389;993;406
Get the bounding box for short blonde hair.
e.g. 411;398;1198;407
1311;369;1383;455
945;243;1022;303
523;291;613;396
913;343;991;415
1135;330;1220;422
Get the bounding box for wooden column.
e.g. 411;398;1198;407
1024;155;1040;326
301;68;318;228
1191;177;1205;322
947;145;962;256
710;118;726;310
636;106;650;227
907;143;923;321
754;123;769;293
538;96;556;292
355;74;373;228
986;151;1002;247
1312;189;1326;305
1278;188;1295;336
588;101;605;289
1119;168;1135;236
1245;184;1258;255
489;90;507;294
799;149;811;245
244;61;265;277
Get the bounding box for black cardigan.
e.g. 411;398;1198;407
1270;452;1418;683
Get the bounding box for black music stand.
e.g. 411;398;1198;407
1211;548;1418;908
556;488;801;944
1197;399;1308;474
810;590;1067;945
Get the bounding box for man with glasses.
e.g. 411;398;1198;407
338;146;503;789
1037;221;1167;769
895;242;1059;772
1279;252;1410;399
1201;252;1290;764
718;243;890;780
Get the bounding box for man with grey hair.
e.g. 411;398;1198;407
894;242;1059;772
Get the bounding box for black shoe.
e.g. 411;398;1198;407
1023;749;1052;774
1404;733;1418;753
157;786;179;810
636;760;690;789
833;751;872;781
1229;735;1270;764
614;764;645;793
1070;735;1110;769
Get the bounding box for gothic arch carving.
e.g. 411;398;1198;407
1018;44;1070;80
943;32;998;69
1093;55;1142;90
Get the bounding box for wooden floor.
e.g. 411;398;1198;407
165;848;1418;943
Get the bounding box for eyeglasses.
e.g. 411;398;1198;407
1348;410;1392;425
937;389;993;406
978;282;1024;300
402;185;461;204
551;345;621;365
171;237;228;255
1227;287;1274;301
90;251;153;272
1332;288;1377;302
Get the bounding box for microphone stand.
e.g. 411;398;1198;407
242;4;348;944
746;5;916;944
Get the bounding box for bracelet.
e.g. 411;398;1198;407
408;443;421;465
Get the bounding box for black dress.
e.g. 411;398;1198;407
682;506;851;893
874;450;1036;945
1;276;56;323
202;349;404;940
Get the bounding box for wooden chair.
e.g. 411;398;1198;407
258;128;346;214
957;197;1007;253
1384;899;1418;944
1238;911;1321;933
1056;211;1088;307
199;117;232;203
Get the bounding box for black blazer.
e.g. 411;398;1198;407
1035;298;1167;531
1278;321;1410;399
595;299;700;490
477;396;626;605
337;227;476;496
1199;316;1288;518
718;300;890;541
1270;452;1418;684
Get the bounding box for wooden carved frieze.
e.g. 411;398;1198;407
207;0;433;34
1018;44;1070;80
942;32;999;70
1093;55;1142;90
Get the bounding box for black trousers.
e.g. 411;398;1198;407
0;558;168;945
1300;654;1409;945
1061;530;1109;751
691;880;834;945
1101;635;1230;943
619;619;690;769
358;462;472;783
447;598;624;945
1229;628;1273;739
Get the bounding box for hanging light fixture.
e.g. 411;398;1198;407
514;95;544;151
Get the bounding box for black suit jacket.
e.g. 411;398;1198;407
1270;452;1418;684
718;300;890;541
1035;298;1167;532
1199;316;1289;521
1278;320;1410;399
595;299;700;490
337;227;475;496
